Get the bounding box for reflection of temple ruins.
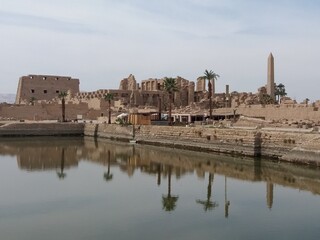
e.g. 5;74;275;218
1;137;320;211
2;53;320;122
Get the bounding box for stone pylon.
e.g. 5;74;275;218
267;53;275;101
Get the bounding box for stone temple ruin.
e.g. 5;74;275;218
15;75;79;105
1;54;320;126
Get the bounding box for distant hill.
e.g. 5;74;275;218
0;94;16;104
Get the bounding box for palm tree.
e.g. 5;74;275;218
275;83;287;104
104;93;114;124
196;173;218;211
104;150;113;182
163;77;178;126
58;91;68;122
57;148;66;179
202;70;220;119
162;166;179;211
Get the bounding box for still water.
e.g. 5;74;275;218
0;137;320;240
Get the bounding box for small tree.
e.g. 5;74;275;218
58;91;68;122
275;83;287;104
305;98;310;106
163;77;178;126
104;93;114;124
29;97;36;106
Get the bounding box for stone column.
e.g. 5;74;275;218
188;82;195;105
196;77;205;92
225;84;231;108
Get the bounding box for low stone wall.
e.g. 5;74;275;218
83;124;320;166
0;103;104;121
214;105;320;122
0;122;84;136
1;122;319;165
84;123;133;141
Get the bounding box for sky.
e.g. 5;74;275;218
1;0;320;101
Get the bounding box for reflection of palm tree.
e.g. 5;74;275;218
157;164;161;186
196;173;218;211
104;150;113;181
162;166;179;211
57;148;66;179
224;176;230;218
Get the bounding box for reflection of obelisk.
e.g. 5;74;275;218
267;53;275;101
266;182;274;209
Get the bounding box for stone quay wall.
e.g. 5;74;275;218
84;123;133;141
84;124;320;165
0;122;84;136
214;105;320;122
0;122;319;165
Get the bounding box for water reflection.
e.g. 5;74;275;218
103;150;113;182
57;148;66;179
1;136;320;216
162;166;179;212
224;176;230;218
196;173;218;212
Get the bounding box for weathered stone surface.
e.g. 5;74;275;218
15;75;79;104
0;122;84;136
83;124;320;165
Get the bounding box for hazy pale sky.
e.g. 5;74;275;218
1;0;319;101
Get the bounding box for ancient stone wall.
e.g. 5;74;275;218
0;122;84;136
83;124;320;165
15;75;80;104
214;105;320;122
84;123;133;140
0;102;104;121
119;74;137;91
196;77;206;92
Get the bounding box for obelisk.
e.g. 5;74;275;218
267;53;275;101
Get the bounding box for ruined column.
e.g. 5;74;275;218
196;77;206;92
225;84;231;108
267;53;275;101
188;82;195;105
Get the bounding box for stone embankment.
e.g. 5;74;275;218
84;124;320;166
0;122;84;136
0;122;319;166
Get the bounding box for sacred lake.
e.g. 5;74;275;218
0;137;319;240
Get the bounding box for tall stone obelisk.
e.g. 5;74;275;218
267;53;275;101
